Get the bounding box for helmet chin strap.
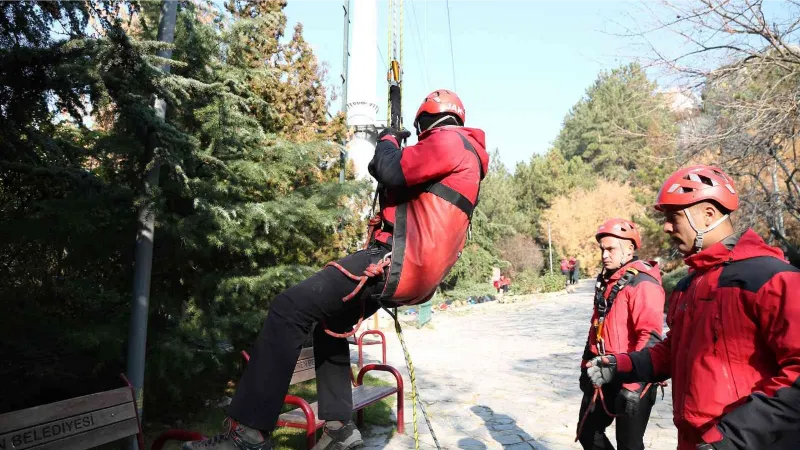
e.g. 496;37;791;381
605;240;633;276
415;115;459;135
683;209;729;252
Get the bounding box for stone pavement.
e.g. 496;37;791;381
354;280;677;450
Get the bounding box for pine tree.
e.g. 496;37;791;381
0;0;367;418
554;63;678;187
224;0;287;132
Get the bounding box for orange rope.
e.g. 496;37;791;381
321;257;392;338
574;380;665;443
575;386;616;442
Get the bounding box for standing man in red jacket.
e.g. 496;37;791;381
587;165;800;450
577;218;665;450
182;90;489;450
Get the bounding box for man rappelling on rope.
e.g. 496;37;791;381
576;218;665;450
586;165;800;450
182;89;488;450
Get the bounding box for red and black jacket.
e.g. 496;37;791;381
613;230;800;450
582;259;665;392
367;126;489;304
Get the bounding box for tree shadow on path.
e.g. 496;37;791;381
457;405;553;449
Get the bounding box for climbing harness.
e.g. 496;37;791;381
592;267;639;356
575;265;640;442
321;252;391;339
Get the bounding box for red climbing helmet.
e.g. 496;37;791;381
414;89;466;126
655;165;739;213
595;218;642;250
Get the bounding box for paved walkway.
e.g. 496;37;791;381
355;280;677;450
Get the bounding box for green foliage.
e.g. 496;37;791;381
439;282;497;303
554;63;678;185
512;149;596;238
512;271;566;295
536;272;568;293
478;148;530;236
0;0;365;419
662;266;689;297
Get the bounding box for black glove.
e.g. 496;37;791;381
696;444;716;450
615;387;641;417
378;127;411;145
579;366;593;394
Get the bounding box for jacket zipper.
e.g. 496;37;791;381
679;273;704;422
717;292;738;400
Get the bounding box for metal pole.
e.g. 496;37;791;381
548;221;553;274
340;0;350;184
127;2;177;448
341;0;350;115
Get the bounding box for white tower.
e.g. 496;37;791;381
346;0;379;182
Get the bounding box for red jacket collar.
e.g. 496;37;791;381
606;259;662;284
684;229;785;272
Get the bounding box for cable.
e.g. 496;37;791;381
408;0;430;91
377;42;388;72
445;0;457;91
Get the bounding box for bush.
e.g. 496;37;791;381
511;270;540;294
498;234;544;275
662;266;689;296
439;282;497;303
536;272;567;293
509;270;565;295
661;265;689;313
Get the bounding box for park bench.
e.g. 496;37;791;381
152;346;404;450
0;374;145;450
348;329;387;369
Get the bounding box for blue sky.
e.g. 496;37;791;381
273;1;788;169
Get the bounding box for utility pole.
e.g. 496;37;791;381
548;221;553;274
339;0;350;184
127;2;177;448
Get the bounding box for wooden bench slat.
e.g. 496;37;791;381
293;356;315;374
298;347;313;360
278;385;398;426
27;418;139;450
0;403;136;450
0;388;132;435
352;385;398;411
290;368;317;385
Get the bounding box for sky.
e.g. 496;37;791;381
271;0;791;169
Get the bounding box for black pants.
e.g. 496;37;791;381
577;377;658;450
228;247;389;431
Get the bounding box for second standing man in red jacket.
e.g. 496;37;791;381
578;218;665;450
588;165;800;450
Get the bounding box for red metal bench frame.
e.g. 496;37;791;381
357;329;387;369
152;348;403;450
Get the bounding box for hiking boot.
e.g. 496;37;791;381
311;421;364;450
182;418;271;450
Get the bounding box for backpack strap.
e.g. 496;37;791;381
422;130;484;220
593;267;640;355
597;267;640;317
425;183;474;217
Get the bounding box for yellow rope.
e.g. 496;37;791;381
399;0;404;107
392;308;441;450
